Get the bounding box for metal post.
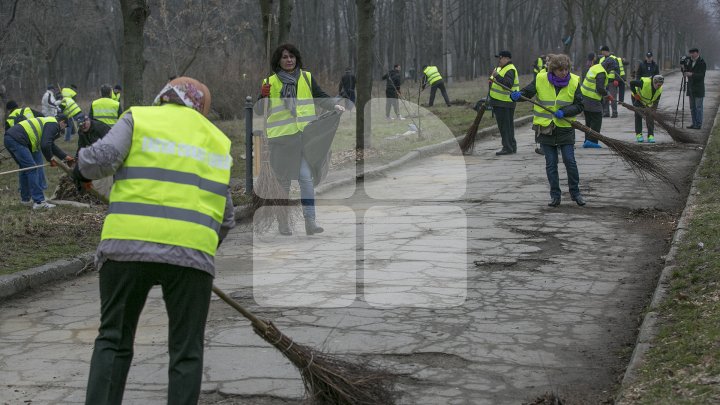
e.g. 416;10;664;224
244;96;253;194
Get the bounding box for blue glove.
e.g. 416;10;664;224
554;109;565;119
510;91;522;101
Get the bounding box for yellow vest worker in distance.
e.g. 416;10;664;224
510;54;586;207
630;75;664;143
489;50;520;155
421;65;451;107
579;58;616;148
75;77;236;405
260;43;346;236
89;84;122;126
597;45;621;118
4;100;40;131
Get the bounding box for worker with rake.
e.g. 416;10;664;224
75;77;236;405
629;74;664;143
510;54;586;207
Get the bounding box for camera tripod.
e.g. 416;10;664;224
674;73;687;127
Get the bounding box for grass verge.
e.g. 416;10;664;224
619;121;720;403
0;77;531;274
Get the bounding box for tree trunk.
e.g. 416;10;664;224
120;0;149;108
356;0;375;151
277;0;292;46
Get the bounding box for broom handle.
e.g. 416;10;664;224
489;77;603;141
53;158;274;335
0;163;50;176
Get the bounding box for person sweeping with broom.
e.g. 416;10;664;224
260;43;345;236
629;74;664;143
510;54;586;207
74;77;237;405
580;57;620;148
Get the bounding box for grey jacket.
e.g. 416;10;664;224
77;111;236;276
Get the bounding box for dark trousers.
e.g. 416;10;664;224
618;79;626;102
428;81;451;106
541;143;580;199
634;112;655;136
493;106;516;152
85;260;213;405
583;110;603;142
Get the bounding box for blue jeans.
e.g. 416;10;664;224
279;157;316;220
541;143;580;199
690;96;704;128
4;135;46;203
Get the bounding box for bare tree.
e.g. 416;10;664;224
120;0;150;107
356;0;375;151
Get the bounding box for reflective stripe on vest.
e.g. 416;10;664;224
263;71;317;139
489;64;520;102
637;77;662;107
62;97;82;118
100;104;232;256
423;66;443;85
599;55;622;79
91;97;120;126
616;56;625;77
581;64;608;101
19;117;58;152
533;72;580;128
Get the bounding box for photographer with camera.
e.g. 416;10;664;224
684;48;706;129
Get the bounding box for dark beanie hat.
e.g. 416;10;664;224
6;100;18;111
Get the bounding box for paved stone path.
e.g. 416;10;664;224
0;71;717;404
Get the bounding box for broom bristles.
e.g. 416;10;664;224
619;101;696;143
459;104;487;154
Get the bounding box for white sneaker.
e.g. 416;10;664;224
32;201;56;210
398;115;406;120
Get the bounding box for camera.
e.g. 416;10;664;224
680;55;692;71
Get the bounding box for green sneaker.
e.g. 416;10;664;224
636;134;644;143
648;135;655;143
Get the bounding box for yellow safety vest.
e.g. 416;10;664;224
533;72;580;128
61;97;82;118
489;64;520;102
6;107;35;128
581;64;609;101
598;55;622;80
91;97;121;126
263;71;317;139
19;117;58;152
635;77;663;107
61;87;77;98
533;58;545;74
423;66;443;85
111;91;121;102
101;104;232;256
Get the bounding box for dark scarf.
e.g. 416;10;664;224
548;72;570;88
277;69;301;115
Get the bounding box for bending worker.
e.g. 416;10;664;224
629;75;664;143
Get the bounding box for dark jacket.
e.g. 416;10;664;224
382;69;402;97
338;71;356;98
519;75;584;146
687;57;706;98
4;120;68;162
77;119;111;156
635;60;659;79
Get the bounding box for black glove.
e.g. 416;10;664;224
71;163;92;193
473;100;484;112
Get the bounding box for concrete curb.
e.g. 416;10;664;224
0;114;533;300
614;102;719;403
0;252;95;300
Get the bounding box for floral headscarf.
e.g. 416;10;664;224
152;76;211;116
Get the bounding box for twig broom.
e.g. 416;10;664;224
458;100;489;154
490;79;676;187
53;158;399;404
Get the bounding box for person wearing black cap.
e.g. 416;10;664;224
489;50;519;155
685;48;706;129
5;101;43;131
3;113;74;208
635;51;659;79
